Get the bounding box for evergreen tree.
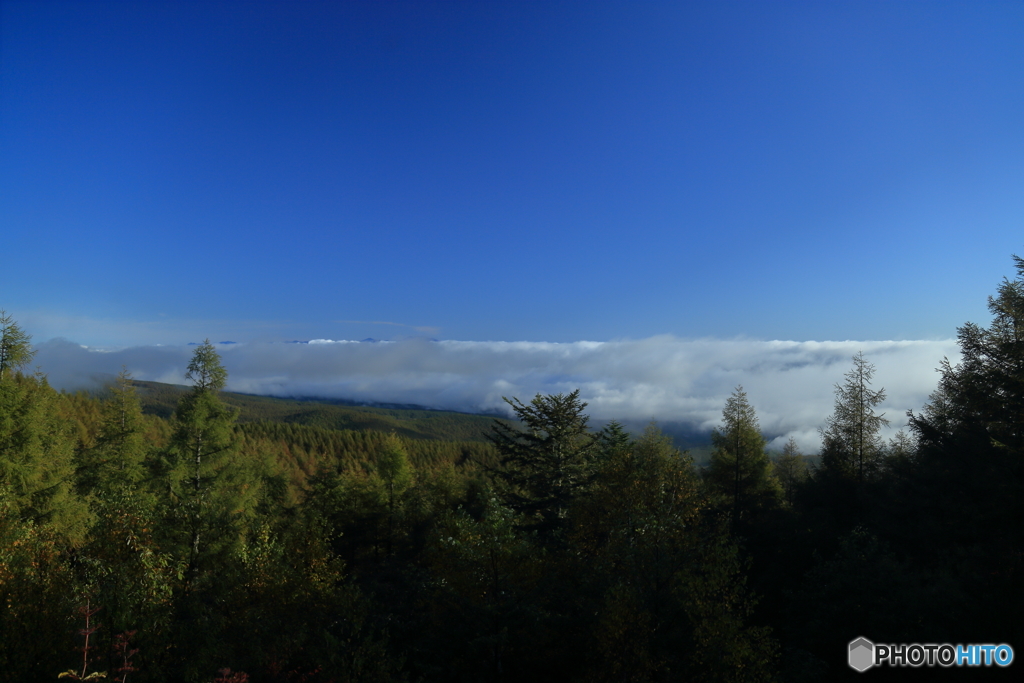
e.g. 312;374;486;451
596;420;632;463
706;386;779;521
77;368;147;495
374;432;413;555
908;254;1024;569
0;310;34;380
424;496;542;678
0;371;91;542
772;437;807;507
572;423;778;682
489;390;598;533
167;340;249;582
819;352;889;484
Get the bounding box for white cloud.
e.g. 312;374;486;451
33;336;960;453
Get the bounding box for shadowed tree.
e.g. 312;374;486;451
904;255;1024;635
819;352;889;484
489;390;599;535
374;432;413;555
772;437;808;507
571;423;779;682
706;387;780;522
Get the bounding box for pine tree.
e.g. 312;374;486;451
706;386;780;521
819;352;889;484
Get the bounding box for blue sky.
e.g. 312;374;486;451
1;2;1022;442
3;0;1021;347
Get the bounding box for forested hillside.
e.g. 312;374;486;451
131;380;508;443
2;256;1023;681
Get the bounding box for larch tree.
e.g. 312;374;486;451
819;352;889;484
0;310;35;380
168;340;249;582
706;386;779;521
374;432;413;555
78;367;147;496
773;436;808;507
0;375;90;542
1;313;87;540
571;422;778;681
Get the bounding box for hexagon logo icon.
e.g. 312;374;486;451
849;637;875;672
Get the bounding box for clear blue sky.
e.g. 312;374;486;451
2;1;1022;347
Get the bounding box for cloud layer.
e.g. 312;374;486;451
34;336;960;452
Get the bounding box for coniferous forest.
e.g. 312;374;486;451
2;257;1023;682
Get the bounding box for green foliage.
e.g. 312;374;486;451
373;433;413;555
185;340;227;392
706;387;781;520
571;423;778;682
0;310;35;380
675;526;779;683
490;390;599;533
0;495;78;679
422;497;544;679
0;372;91;543
1;343;785;681
234;419;494;510
573;423;703;563
77;369;148;497
374;433;414;498
224;517;402;682
819;352;889;483
900;255;1024;640
165;342;260;585
15;252;1024;682
132;379;509;442
772;437;808;507
595;419;632;462
78;488;177;670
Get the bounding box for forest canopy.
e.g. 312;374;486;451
2;256;1023;682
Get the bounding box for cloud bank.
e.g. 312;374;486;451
34;336;960;453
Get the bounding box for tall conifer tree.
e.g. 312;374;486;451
0;310;34;380
168;340;247;582
909;254;1024;557
78;367;147;495
773;436;807;507
489;390;598;533
706;386;779;521
819;352;889;484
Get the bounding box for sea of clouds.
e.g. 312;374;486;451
33;336;960;452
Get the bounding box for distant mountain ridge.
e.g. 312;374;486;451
129;379;512;443
126;381;748;463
